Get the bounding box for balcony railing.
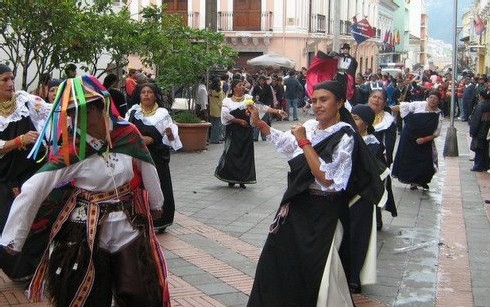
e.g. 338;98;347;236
217;11;273;31
311;14;326;33
188;11;199;28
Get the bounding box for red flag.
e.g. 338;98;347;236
305;51;338;98
305;51;356;101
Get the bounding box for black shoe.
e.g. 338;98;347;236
228;182;235;188
485;200;490;204
470;167;485;172
153;218;172;233
421;184;429;190
349;283;362;294
410;184;418;190
239;183;246;189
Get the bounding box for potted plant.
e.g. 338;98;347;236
172;109;211;152
136;6;237;151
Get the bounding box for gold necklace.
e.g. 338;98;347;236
232;95;244;102
140;103;158;117
0;96;16;117
373;111;384;126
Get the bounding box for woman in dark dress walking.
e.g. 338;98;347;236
126;83;182;232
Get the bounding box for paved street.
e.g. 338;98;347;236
1;111;489;306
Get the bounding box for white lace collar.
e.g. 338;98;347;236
304;119;354;145
127;104;168;126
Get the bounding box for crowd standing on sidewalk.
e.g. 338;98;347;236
2;57;490;306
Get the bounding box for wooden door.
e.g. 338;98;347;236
233;0;261;31
163;0;188;25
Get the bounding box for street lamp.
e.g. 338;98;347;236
443;0;458;157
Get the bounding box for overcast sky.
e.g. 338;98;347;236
427;0;472;43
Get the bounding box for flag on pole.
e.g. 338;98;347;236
474;14;486;35
351;17;376;44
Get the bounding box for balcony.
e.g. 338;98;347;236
311;14;326;33
217;11;273;32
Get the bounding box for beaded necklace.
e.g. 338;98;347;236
232;95;245;102
0;96;16;117
140;102;158;117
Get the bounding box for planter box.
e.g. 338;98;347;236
176;122;211;152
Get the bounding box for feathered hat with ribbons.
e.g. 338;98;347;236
28;75;121;165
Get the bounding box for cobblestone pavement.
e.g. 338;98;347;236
0;112;488;306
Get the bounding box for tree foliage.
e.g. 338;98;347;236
0;2;237;92
132;5;237;90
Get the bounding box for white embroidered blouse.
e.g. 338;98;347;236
399;101;442;137
267;120;355;192
0;133;164;253
221;95;271;125
125;105;182;151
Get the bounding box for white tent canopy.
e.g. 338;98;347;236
246;53;296;69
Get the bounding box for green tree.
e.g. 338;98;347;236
0;1;80;89
138;5;237;92
0;2;236;95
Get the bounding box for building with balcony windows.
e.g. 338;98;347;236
460;0;488;74
142;0;382;74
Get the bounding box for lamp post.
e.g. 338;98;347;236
443;0;459;157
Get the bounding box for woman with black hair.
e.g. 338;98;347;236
391;91;442;190
215;79;285;189
246;80;385;306
126;83;182;232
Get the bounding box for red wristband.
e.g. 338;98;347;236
14;135;23;149
297;138;311;148
257;120;267;130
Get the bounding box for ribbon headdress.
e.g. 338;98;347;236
29;75;120;165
